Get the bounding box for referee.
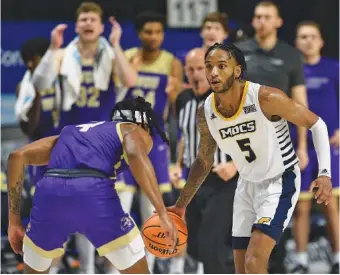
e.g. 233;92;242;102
171;48;238;273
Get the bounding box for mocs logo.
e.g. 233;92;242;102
219;120;256;139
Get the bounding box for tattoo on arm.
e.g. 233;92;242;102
8;166;25;216
176;106;216;208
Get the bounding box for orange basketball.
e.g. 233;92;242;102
142;211;188;258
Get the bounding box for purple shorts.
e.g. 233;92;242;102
299;148;339;199
120;136;171;193
24;176;140;258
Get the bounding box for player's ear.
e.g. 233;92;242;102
234;65;241;79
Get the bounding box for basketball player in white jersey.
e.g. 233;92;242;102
168;43;332;274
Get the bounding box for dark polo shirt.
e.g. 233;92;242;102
235;38;305;96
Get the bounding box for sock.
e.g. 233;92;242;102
296;252;308;266
333;252;340;264
197;261;204;274
49;266;60;274
146;251;156;272
109;266;120;274
169;257;185;274
75;234;95;273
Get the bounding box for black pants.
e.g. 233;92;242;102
186;171;238;274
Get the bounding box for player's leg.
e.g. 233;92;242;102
82;178;149;273
323;149;340;273
23;177;72;273
232;177;257;274
291;154;315;272
249;166;301;273
75;233;95;273
103;235;149;274
117;172;135;213
292;199;312;272
244;229;276;273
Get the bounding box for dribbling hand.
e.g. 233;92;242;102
158;212;178;252
309;176;332;205
51;24;67;50
8;223;25;255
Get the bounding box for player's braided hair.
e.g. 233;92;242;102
205;42;247;80
111;97;169;144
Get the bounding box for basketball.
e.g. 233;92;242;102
142;211;188;258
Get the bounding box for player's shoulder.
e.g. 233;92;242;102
160;49;176;67
234;39;256;51
124;47;139;59
161;49;175;59
320;57;339;68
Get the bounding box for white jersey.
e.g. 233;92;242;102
204;81;299;182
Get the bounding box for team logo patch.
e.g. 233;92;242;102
243;104;257;114
219;120;256;139
120;216;133;232
258;217;271;225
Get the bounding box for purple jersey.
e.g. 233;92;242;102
34;84;66;139
68;61;116;125
28;84;68;185
121;48;174;128
47;121;128;177
291;58;339;148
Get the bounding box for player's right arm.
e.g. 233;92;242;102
32;25;66;91
121;124;178;249
7;135;58;254
173;105;217;217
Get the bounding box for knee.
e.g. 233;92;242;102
244;253;265;274
294;201;311;219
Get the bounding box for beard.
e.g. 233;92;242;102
212;73;235;94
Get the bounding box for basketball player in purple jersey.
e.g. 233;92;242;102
292;21;339;274
116;12;183;270
16;38;67;189
7;97;177;274
32;2;137;125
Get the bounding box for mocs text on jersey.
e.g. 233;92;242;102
219;120;256;139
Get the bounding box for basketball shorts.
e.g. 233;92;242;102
232;165;301;249
23;176;144;266
299;148;339;199
121;135;171;193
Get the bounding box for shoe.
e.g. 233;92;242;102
330;263;339;274
291;264;308;274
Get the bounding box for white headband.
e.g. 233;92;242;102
112;109;148;124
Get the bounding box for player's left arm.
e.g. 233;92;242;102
7;136;59;225
291;85;309;170
166;58;183;104
109;17;138;88
259;86;332;205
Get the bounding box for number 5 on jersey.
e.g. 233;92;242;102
236;138;256;163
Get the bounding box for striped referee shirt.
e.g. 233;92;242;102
176;89;231;168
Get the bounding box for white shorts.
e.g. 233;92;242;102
232;166;301;249
23;234;146;272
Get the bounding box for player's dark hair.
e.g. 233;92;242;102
205;43;247;80
111;97;169;144
135;11;166;33
20;37;50;64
